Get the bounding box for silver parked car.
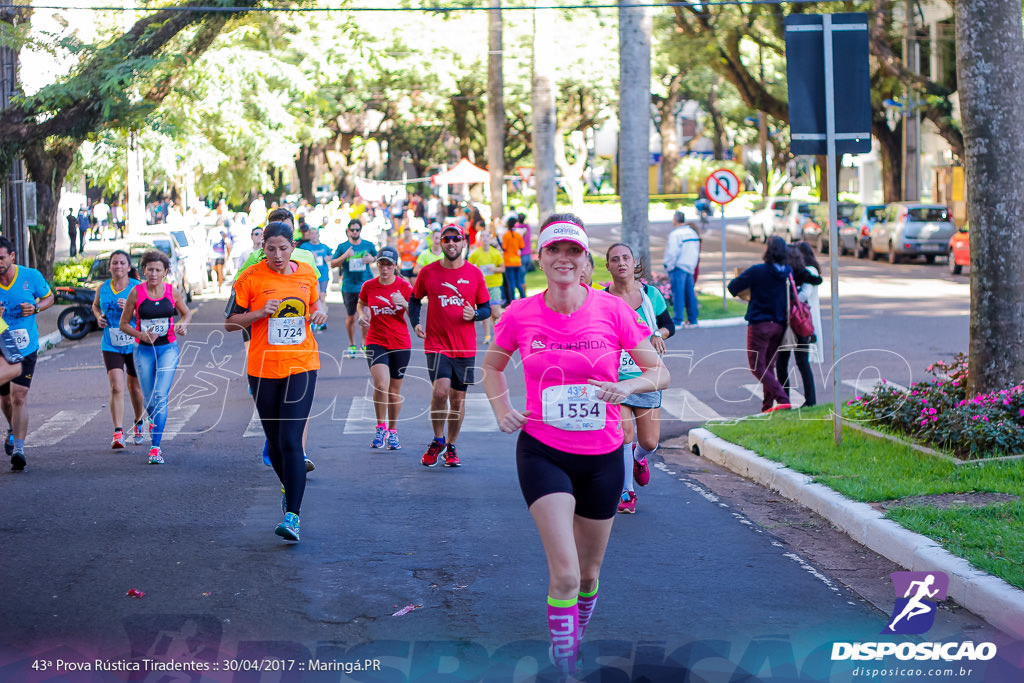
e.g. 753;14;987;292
815;202;858;255
747;197;794;242
782;200;819;243
852;203;886;259
869;203;956;264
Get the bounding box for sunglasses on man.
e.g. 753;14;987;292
441;235;463;243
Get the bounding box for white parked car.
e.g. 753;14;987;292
747;197;795;242
782;200;819;243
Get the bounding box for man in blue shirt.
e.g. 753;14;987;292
330;219;377;357
0;236;55;470
299;227;334;332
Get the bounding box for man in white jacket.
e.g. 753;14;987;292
663;210;701;327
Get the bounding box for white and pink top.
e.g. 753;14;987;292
494;285;650;454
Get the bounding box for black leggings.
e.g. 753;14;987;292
248;371;317;514
776;345;816;407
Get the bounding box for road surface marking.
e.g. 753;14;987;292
162;404;201;441
743;383;806;406
243;406;262;438
660;388;723;422
28;409;102;446
343;396;378;434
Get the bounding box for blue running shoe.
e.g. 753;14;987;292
275;512;300;541
304;454;315;472
387;430;401;450
4;429;12;456
262;440;271;467
10;450;25;471
371;425;387;448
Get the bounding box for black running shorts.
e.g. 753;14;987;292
365;344;411;380
102;350;138;378
425;352;475;392
343;291;360;316
515;430;624;520
0;351;37;393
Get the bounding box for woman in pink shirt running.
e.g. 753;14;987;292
482;214;670;677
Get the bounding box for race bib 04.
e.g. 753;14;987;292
542;384;606;432
10;328;29;350
268;316;306;345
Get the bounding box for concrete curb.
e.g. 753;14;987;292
686;316;746;329
688;427;1024;639
39;330;63;353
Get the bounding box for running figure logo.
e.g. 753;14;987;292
882;571;948;634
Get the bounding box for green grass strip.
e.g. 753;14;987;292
704;405;1024;589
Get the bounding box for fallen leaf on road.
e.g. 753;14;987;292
126;589;145;598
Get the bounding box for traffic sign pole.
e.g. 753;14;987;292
824;14;842;445
703;169;740;314
721;203;727;312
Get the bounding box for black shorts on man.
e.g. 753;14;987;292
425;352;475;392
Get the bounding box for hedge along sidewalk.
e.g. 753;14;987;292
690;410;1024;640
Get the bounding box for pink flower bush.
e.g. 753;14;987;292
846;353;1024;459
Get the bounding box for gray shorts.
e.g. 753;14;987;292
622;389;663;410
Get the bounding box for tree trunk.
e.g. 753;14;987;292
452;94;471;161
531;1;557;224
706;84;726;161
295;144;316;201
487;0;505;223
23;141;76;280
555;130;587;213
872;118;902;203
956;0;1024;396
655;72;683;194
619;4;652;275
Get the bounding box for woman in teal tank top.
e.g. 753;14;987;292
90;250;146;449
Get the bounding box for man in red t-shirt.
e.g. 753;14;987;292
409;224;490;468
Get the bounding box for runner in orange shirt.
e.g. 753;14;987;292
227;222;327;542
397;227;420;283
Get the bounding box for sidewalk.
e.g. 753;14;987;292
682;427;1024;640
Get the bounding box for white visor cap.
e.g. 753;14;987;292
537;221;589;253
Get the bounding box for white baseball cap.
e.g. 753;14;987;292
537;221;589;253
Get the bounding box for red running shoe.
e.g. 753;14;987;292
421;440;445;467
633;455;650;487
617;491;637;514
442;443;461;467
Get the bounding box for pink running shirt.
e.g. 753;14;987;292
494;286;650;454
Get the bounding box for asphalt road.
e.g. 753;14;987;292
1;225;1006;683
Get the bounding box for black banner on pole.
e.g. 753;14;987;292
785;13;871;156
